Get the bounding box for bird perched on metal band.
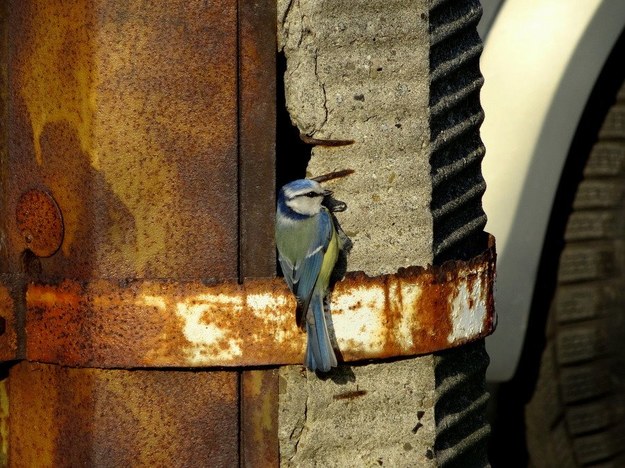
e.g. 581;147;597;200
275;178;339;372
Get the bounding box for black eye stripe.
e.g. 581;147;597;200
291;190;322;199
296;191;320;198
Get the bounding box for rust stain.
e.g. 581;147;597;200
382;275;404;357
482;256;497;334
17;1;96;168
8;361;60;466
238;0;277;281
91;1;239;279
20;239;496;368
6;0;239;280
8;361;239;466
241;369;279;467
485;236;497;332
0;282;17;362
412;273;454;348
0;377;8;465
0;0;8;276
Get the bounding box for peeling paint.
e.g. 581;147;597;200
332;285;386;354
176;298;244;363
447;277;488;343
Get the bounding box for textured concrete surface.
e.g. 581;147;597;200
278;0;433;276
277;0;490;466
279;360;437;467
278;3;437;461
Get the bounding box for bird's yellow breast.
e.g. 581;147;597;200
317;225;339;291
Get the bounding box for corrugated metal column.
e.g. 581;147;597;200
1;1;242;465
429;1;491;464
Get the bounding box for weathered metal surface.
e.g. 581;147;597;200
22;239;495;368
238;1;280;465
0;376;8;466
0;0;8;273
239;0;277;281
15;189;64;258
241;369;280;467
1;6;12;462
2;3;244;463
9;361;239;466
4;0;239;280
0;283;17;362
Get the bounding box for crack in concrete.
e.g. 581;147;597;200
313;52;328;135
288;375;310;464
278;0;296;52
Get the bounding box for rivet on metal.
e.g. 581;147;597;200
15;189;64;258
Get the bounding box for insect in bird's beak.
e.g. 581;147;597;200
322;193;347;213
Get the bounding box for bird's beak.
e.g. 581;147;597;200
323;189;333;197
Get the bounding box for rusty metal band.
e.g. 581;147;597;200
1;240;495;368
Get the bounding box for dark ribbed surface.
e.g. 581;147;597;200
430;0;488;263
430;1;491;466
434;341;491;467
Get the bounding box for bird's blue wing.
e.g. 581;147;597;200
294;210;333;328
278;254;296;293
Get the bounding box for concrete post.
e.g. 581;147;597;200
277;0;490;465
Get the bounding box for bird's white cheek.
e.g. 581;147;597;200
286;198;319;216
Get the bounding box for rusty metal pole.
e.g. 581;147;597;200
238;0;280;465
1;1;242;465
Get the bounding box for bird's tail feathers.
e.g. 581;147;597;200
305;294;337;372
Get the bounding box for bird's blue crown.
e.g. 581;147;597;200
280;179;320;199
277;179;322;220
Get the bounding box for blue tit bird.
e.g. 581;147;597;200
276;178;340;372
